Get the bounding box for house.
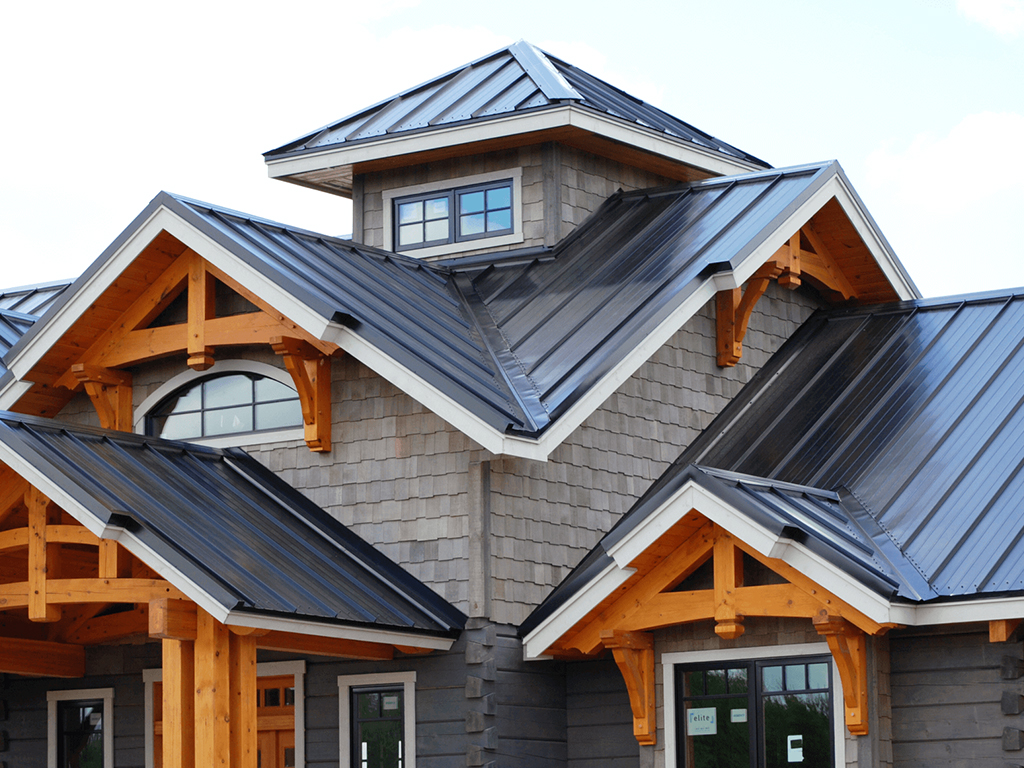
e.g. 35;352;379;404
0;40;1015;768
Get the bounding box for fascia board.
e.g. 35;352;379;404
0;379;33;412
0;439;455;650
220;611;455;651
521;560;635;660
890;595;1024;627
266;105;762;181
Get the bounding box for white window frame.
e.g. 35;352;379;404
383;168;523;259
134;360;305;448
339;670;416;768
48;687;115;768
143;659;306;768
662;642;845;768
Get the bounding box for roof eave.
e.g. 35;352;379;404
264;104;766;185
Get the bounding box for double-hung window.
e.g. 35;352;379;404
394;180;513;251
48;688;114;768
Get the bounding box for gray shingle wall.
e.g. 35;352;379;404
488;283;822;625
557;146;673;240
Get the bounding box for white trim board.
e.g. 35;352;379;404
48;687;115;768
266;105;763;183
144;660;306;768
339;670;417;768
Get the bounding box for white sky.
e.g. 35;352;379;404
1;0;1021;298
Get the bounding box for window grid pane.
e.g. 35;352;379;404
394;180;512;250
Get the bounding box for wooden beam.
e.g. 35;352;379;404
713;528;744;639
255;630;394;660
990;619;1022;643
0;471;29;526
150;598;198;640
564;522;714;654
187;252;216;371
600;630;656;746
0;636;85;677
813;613;869;735
195;608;232;767
163;636;196;768
229;632;258;768
62;605;148;645
0;578;185;610
72;365;133;431
777;232;803;288
272;336;333;452
802;222;857;301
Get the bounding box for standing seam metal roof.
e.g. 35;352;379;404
264;41;766;167
0;411;465;635
590;290;1024;605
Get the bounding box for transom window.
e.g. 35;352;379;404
145;373;301;440
675;656;833;768
394;180;513;250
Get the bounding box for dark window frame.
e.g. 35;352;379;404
144;372;301;441
350;684;406;768
674;654;834;768
393;179;513;251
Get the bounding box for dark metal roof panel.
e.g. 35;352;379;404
0;309;38;373
0;280;72;316
264;42;766;168
611;290;1024;603
463;165;827;428
0;412;465;635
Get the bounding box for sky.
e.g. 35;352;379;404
1;0;1021;298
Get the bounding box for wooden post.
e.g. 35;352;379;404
163;637;196;768
27;488;60;622
229;633;258;768
187;255;215;371
713;529;744;639
195;608;232;766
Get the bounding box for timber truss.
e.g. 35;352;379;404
0;470;432;765
717;222;858;367
54;250;337;451
547;517;898;744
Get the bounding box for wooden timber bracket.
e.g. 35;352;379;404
601;629;656;746
271;336;333;452
71;364;133;431
717;226;858;367
813;612;869;735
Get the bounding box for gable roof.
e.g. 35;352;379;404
0;411;464;646
523;289;1024;653
265;41;767;194
0;162;917;459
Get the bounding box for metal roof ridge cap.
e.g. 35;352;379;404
508;40;582;101
694;465;840;500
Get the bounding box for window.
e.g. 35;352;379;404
339;672;416;768
394;180;513;250
382;169;523;258
664;644;843;768
144;372;301;441
47;688;114;768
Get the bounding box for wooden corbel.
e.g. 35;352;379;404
271;336;332;452
990;619;1022;643
600;629;656;746
813;613;869;735
713;531;745;639
71;364;133;431
716;261;782;367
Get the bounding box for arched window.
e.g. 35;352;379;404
145;372;301;441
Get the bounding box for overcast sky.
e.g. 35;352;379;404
2;0;1021;298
